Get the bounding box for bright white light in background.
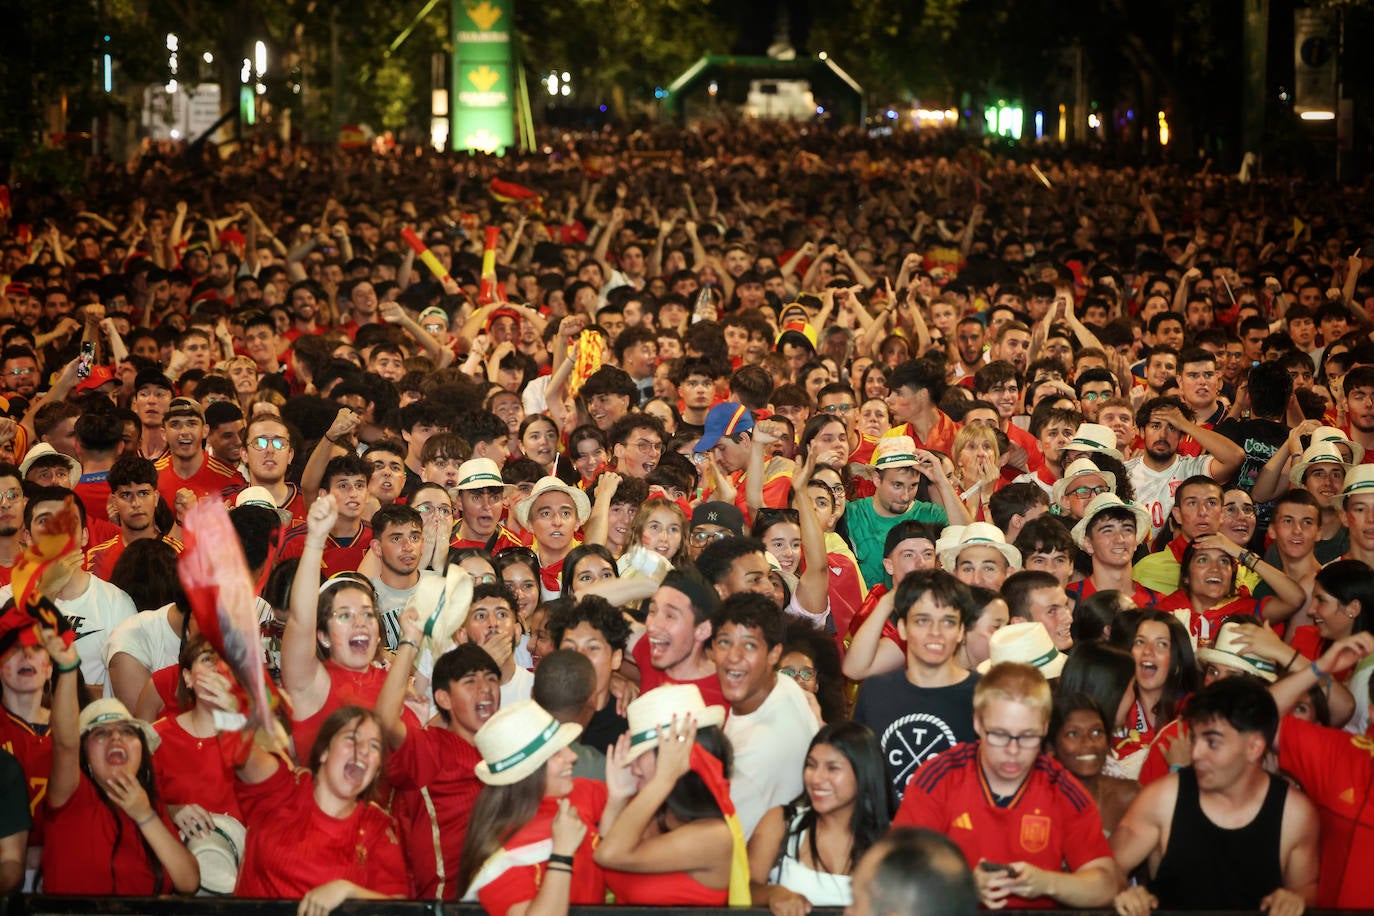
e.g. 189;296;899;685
166;33;178;51
203;51;213;64
170;129;181;139
818;51;827;60
241;58;251;84
546;74;558;95
166;79;178;94
1087;113;1101;129
1158;111;1170;145
1300;110;1335;121
708;81;718;97
560;85;569;96
561;72;570;82
102;54;112;93
1035;111;1044;138
254;40;266;76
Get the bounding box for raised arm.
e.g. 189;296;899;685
840;588;905;681
282;495;337;719
41;622;84;810
790;451;830;623
1153;405;1245;483
376;607;422;750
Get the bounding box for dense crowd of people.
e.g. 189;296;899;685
1;122;1373;915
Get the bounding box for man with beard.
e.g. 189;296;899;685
0;348;39;402
368;503;435;650
951;317;985;381
224;414;305;526
1126;396;1244;544
87;457;182;581
154;397;243;510
284;281;322;341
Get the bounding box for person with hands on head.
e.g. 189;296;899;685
457;699;606;916
892;662;1120;911
39;624;200;895
1157;533;1308;643
596;686;743;906
1110;677;1320;916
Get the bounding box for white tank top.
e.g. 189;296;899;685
767;811;853;907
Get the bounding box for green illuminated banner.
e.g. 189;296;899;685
452;0;514;153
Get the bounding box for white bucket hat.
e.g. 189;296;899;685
1311;425;1364;465
78;698;161;753
412;565;475;655
1052;457;1118;507
1195;622;1280;682
513;476;592;529
937;522;1021;572
473;700;583;786
20;442;82;483
186;813;248;895
1064;422;1124;461
977;621;1067;678
1289;442;1350;488
1071;493;1153;549
624;684;728;762
1335;464;1374;510
453;457;514;493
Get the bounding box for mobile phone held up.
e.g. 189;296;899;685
76;341;94;380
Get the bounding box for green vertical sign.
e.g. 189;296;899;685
452;0;514;154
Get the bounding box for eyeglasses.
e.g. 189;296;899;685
820;404;854;415
816;483;845;497
1223;504;1257;518
423;323;446;334
0;489;22;504
1068;485;1111;499
982;730;1044;749
250;436;289;452
469;572;498;586
414;503;453;518
780;666;816;683
689;529;729;546
1080;391;1110;401
631;439;664;454
6;367;34;376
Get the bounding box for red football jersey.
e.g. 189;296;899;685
152;715;242;820
0;709;51;845
156;453;244;508
894;742;1112;909
386;726;484;900
631;637;727;709
277;521;373;576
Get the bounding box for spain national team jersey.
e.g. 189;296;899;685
0;708;52;845
155;453;244;509
894;742;1112;909
277;520;373;575
86;533;185;581
1278;715;1374;908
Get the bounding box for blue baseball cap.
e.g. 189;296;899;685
694;402;755;453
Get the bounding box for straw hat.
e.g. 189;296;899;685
186;813;248;895
1289;442;1349;488
870;435;921;470
1064;422;1125;461
1335;464;1374;510
1071;493;1153;549
20;442;82;483
977;621;1067;678
473;700;583;786
78;698;161;753
416;565;475;654
1311;425;1364;465
1051;457;1117;507
513;476;592;529
624;684;728;762
937;522;1021;572
233;485;293;524
453;457;514;493
1195;622;1280;682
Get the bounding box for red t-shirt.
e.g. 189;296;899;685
605;866;728;906
222;482;308;528
152;715;242;820
290;663;419;765
822;551;866;639
472;778;608;916
451;526;523;553
893;742;1112;909
1278;715;1374;907
156;454;244;509
277;521;374;576
234;764;407;899
86;534;184;581
1065;576;1161;609
74;475;112;524
631;638;728;709
43;774;176;894
1157;589;1265;643
0;709;51;846
386;726;484;900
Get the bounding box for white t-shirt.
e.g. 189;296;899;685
1125;453;1213;541
0;575;137;688
102;604;181;676
500;665;535;708
724;675;821;838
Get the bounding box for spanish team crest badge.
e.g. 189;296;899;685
1019;814;1052;853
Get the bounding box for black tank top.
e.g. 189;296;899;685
1150;767;1287;909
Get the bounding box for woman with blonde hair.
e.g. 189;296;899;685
950;423;1001;522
